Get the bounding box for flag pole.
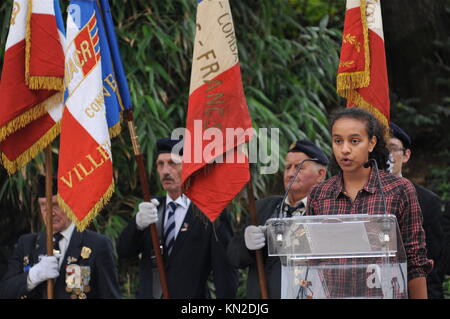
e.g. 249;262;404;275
44;145;54;299
124;110;170;299
246;179;269;299
94;0;170;299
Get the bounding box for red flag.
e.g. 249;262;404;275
336;0;390;127
0;0;64;174
181;0;253;222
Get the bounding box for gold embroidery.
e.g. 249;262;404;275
339;61;355;68
10;2;20;25
343;34;361;53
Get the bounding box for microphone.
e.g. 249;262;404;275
363;159;372;169
278;158;319;219
364;158;391;241
363;159;387;216
274;158;319;247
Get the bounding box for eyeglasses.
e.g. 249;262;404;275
387;145;405;153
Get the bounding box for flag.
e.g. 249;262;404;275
181;0;253;222
0;0;64;174
57;0;113;231
93;0;132;138
336;0;390;128
97;0;132;111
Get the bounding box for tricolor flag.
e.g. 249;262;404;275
0;0;65;174
58;0;113;231
336;0;390;128
181;0;253;222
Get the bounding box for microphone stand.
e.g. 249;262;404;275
276;158;318;298
365;158;392;298
278;158;319;219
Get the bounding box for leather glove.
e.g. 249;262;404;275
136;199;160;230
244;225;266;250
27;255;60;291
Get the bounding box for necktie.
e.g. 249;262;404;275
53;232;63;255
286;201;306;217
164;202;178;255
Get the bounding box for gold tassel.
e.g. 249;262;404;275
0;92;63;142
24;0;63;92
1;122;60;175
108;121;121;139
337;0;371;96
57;181;115;232
28;76;64;91
24;0;32;88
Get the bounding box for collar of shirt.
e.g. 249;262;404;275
60;222;75;241
56;223;75;266
332;169;378;199
166;193;191;209
164;194;191;239
285;196;308;208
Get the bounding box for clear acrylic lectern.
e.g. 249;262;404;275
266;214;407;299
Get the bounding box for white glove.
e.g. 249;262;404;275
27;255;60;291
136;199;160;230
244;225;266;250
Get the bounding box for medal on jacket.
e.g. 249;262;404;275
180;223;189;232
81;246;92;259
65;264;91;299
23;255;30;272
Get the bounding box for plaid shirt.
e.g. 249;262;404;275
305;169;432;298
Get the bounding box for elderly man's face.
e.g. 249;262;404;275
38;195;72;233
156;153;183;194
283;152;324;195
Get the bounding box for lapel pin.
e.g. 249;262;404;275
80;246;92;259
180;223;189;232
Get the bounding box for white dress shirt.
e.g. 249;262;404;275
57;223;75;267
163;194;191;241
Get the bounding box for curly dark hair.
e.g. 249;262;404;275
329;107;389;172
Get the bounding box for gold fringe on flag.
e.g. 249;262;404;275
108;121;121;139
109;109;124;139
25;0;64;92
0;92;62;142
336;0;370;98
57;181;115;232
335;0;389;134
347;93;389;130
1;121;60;175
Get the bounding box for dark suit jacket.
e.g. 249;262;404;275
442;200;450;276
413;183;445;299
0;229;121;299
116;196;238;299
227;196;283;299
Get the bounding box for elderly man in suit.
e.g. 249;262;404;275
389;123;445;299
0;176;121;299
117;138;238;299
227;140;328;298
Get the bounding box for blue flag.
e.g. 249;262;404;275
97;0;132;111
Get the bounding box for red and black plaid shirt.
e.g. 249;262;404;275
305;168;432;298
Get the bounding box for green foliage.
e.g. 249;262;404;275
0;0;342;298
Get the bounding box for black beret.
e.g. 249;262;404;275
156;138;183;156
38;175;57;198
288;140;329;166
390;122;411;150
